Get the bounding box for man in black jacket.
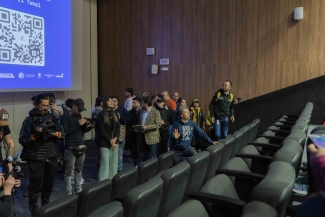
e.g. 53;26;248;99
19;93;64;215
61;98;91;195
156;96;173;154
112;96;131;172
209;80;235;141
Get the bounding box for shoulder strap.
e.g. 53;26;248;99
230;93;234;102
216;90;221;99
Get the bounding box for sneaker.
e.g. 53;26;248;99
74;190;81;195
66;193;73;195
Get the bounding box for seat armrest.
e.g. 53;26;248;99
215;169;265;181
248;142;281;149
187;191;246;210
256;135;285;142
285;118;299;122
273;124;292;130
278;120;295;126
267;129;290;134
235;153;273;164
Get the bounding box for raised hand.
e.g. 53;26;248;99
173;129;181;139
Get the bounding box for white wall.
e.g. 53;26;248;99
0;0;98;157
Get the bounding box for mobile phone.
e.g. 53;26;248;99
308;134;325;149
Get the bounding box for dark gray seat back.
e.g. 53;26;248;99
123;177;164;217
238;145;260;168
221;157;252;184
251;119;260;140
167;200;209;217
200;174;239;214
158;161;191;217
87;201;124;217
239;126;250;150
137;157;159;185
218;135;235;168
231;130;244;158
248;161;295;217
204;143;224;183
241;201;277;217
111;167;138;202
272;139;302;175
183;151;210;202
34;195;78;217
157;151;175;173
77;179;113;217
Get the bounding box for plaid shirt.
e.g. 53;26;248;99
139;107;161;145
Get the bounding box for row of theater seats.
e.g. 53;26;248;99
33;102;313;217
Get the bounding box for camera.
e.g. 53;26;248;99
86;118;96;124
2;157;24;180
34;117;56;133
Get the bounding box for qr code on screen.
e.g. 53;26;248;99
0;7;44;66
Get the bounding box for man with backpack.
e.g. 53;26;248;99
209;80;235;141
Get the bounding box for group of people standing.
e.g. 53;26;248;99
0;80;235;216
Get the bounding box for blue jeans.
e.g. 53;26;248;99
172;146;197;165
118;140;125;171
147;144;157;159
214;117;229;141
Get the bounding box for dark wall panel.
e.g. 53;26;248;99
98;0;325;115
229;75;325;134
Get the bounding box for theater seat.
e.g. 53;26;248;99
111;167;138;202
34;195;78;217
157;151;175;173
204;143;224;183
158;161;191;217
77;179;113;217
231;130;244;159
236;139;302;175
239;125;250;150
218;135;235;168
183;151;210;202
188;161;294;217
248;161;295;217
167;200;209;217
123;177;164;217
241;201;277;217
87;201;123;217
137;157;159;185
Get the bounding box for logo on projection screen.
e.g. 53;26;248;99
0;7;45;66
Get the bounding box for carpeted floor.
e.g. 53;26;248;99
14;139;134;217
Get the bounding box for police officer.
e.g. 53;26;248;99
19;93;64;215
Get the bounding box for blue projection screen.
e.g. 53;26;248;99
0;0;82;91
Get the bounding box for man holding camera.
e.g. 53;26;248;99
0;108;15;172
19;93;64;215
61;98;91;195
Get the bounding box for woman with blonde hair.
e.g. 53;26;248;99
95;96;120;181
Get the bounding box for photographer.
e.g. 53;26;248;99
61;98;91;195
19;94;64;216
0;173;15;217
0;108;15;172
